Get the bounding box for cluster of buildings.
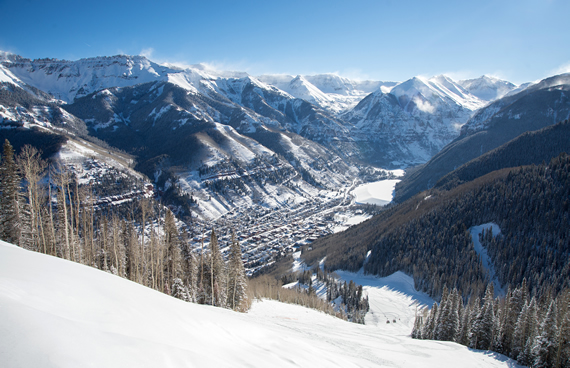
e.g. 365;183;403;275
189;195;353;275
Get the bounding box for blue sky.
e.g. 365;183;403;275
1;0;569;84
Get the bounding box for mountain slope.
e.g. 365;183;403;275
2;51;524;173
457;75;517;101
0;241;521;368
394;73;570;203
0;53;175;103
303;153;570;302
257;73;395;114
341;75;487;167
435;119;570;190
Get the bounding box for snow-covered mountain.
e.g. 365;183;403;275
458;75;517;102
1;50;526;216
257;73;396;114
394;72;570;203
0;53;177;103
341;75;489;167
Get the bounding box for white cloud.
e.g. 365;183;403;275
139;47;154;59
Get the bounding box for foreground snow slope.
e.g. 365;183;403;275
0;241;521;367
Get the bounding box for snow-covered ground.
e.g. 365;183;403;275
351;179;401;206
469;223;504;296
335;270;435;332
0;241;521;367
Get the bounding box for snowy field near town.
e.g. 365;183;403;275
351;178;402;206
0;241;522;367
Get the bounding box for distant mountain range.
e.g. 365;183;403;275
0;52;522;169
6;51;567;219
394;73;570;203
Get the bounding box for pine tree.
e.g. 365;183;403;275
470;284;495;350
422;303;438;339
500;285;526;357
556;306;570;368
208;229;226;307
226;230;248;311
172;277;189;302
513;300;531;359
180;228;198;303
0;139;21;245
532;301;558;368
555;308;570;367
436;286;459;341
456;301;473;346
412;308;426;339
518;298;539;366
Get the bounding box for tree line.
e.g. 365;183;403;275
0;139;249;312
280;267;370;324
413;282;570;367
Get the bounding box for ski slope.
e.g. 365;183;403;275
0;241;522;367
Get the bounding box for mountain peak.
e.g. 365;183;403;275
0;50;22;63
458;75;517;101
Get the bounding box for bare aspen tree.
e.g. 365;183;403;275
16;145;47;252
47;166;57;256
139;199;151;284
111;213;122;275
66;176;77;262
54;165;72;259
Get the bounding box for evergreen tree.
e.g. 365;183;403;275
208;229;226;307
172;277;189;302
499;285;526;357
556;306;570;368
436;286;459;341
180;228;198;303
226;231;248;312
470;284;495;350
456;301;473;345
532;301;558;368
513;300;531;360
421;303;438;340
518;298;539;366
0;139;21;245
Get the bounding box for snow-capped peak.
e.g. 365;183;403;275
287;75;335;106
0;51;22;63
458;75;517;101
0;53;178;102
391;75;485;111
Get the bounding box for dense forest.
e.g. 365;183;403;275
363;153;570;300
304;152;570;302
435;119;570;191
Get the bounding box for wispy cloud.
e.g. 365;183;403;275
434;69;514;83
333;68;371;81
139;47;154;59
551;61;570;76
